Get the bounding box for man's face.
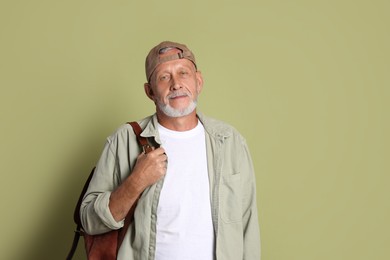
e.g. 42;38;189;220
145;49;203;118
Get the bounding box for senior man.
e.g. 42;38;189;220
80;41;261;260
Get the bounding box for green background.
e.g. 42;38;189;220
1;0;389;259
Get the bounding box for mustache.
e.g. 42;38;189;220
167;91;191;99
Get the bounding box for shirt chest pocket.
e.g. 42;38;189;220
220;173;242;223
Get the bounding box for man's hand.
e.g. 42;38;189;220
109;147;167;221
130;147;168;191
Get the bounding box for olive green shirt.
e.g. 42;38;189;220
80;113;261;259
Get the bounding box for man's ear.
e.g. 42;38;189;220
144;83;155;101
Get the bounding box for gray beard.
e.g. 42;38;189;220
157;99;197;118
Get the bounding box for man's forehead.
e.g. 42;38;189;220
154;58;196;74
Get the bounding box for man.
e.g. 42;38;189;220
80;41;261;259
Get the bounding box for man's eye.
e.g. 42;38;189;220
159;75;170;81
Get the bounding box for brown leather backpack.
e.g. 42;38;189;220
66;122;151;260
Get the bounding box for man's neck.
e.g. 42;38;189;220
156;110;198;131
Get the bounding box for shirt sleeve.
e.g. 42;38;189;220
79;138;125;235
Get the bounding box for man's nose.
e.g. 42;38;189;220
170;75;182;90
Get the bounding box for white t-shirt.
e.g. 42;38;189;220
155;121;215;260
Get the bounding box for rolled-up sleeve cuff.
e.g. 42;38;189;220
94;191;124;229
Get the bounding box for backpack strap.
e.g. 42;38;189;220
128;121;153;153
66;167;95;260
66;121;150;260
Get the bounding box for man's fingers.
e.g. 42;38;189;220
147;147;167;160
153;147;166;155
